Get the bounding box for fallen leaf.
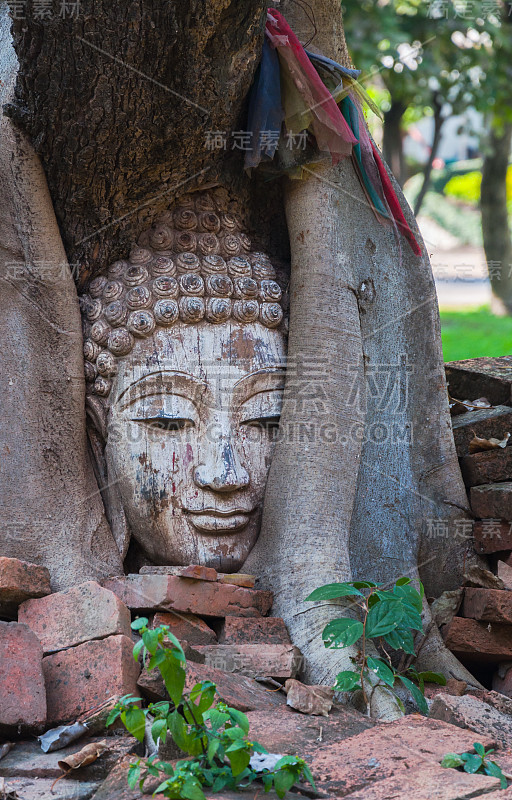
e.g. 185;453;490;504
39;722;88;753
284;679;334;716
449;396;493;416
57;739;107;772
430;589;463;628
468;431;510;453
463;565;505;590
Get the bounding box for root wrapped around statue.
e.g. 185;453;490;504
0;0;481;717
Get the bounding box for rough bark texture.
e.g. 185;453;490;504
481;122;512;313
0;6;123;589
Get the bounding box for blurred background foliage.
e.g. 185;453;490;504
339;0;512;361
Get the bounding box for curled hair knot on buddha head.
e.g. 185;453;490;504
80;192;287;399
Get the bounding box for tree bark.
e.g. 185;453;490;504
382;99;406;187
414;96;443;217
481;121;512;313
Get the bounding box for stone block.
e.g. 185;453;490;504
43;635;140;725
460;447;512;488
219;616;290;644
0;621;46;735
0;777;100;800
153;611;217;644
443;615;512;662
345;765;499;800
193;644;301;678
492;664;512;697
138;660;286;711
218;574;256;588
430;691;512;747
0;557;51;619
463;587;512;624
451;404;512;456
140;564;218;581
445;356;512;406
498;559;512;589
473;519;512;554
470;482;512;521
18;580;132;653
103;574;272;617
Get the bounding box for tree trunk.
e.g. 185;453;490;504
481;121;512;313
414;96;443;217
382;99;406;186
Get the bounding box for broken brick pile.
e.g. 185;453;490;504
444;356;512;694
0;558;301;735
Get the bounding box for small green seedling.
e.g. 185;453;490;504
441;742;507;788
107;618;315;800
306;577;445;714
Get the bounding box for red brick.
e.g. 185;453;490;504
430;691;512;747
345;764;499;800
473;519;512;553
470;483;512;521
218;574;256;589
193;644;301;678
452;404;512;456
18;580;132;654
152;611;217;645
43;635;140;725
103;574;272;617
0;557;51;619
138;661;286;712
498;559;512;589
445;356;512;407
460;448;512;488
219;616;290;644
463;587;512;624
443;615;512;662
0;622;46;734
139;565;217;581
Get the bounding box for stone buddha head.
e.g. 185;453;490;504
80;191;288;572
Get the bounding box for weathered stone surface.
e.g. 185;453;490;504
103;575;272;617
305;715;495;798
443;615;512;661
471;483;512;522
0;776;100;800
445;356;512;406
152;611;217;645
498;559;512;590
140;565;218;582
284;679;334;716
451;404;512;456
430;691;512;746
194;644;301;678
138;661;286;711
0;735;140;781
219;616;290;644
218;574;256;589
460;447;512;488
18;581;132;653
0;557;51;618
0;621;46;735
473;519;512;554
88;755;145;800
463;587;512;624
43;635;140;725
344;764;499;800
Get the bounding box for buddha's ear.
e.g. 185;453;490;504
85;395;131;561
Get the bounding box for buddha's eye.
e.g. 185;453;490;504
132;417;194;432
242;415;281;432
239;390;283;436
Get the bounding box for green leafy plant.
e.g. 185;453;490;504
441;743;507;789
107;618;315;800
305;577;445;714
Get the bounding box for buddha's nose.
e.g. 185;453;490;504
193;436;250;492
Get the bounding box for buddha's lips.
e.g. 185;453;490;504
185;508;255;533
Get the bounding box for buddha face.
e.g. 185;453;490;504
105;321;286;571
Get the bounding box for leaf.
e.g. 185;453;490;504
205;709;229;731
131;617;148;631
273;769;296;799
398;676;428;716
485;760;507;788
352;581;379;589
441;753;465;769
393;582;423;613
142;628;160;656
366;599;404;639
105;707;121;727
302;764;316;791
151;718;167;744
334;670;361;692
132;639;144;661
305;583;363;602
182;778;206;800
469;432;510;453
462;753;484;774
160;654;186;706
473;742;486;757
366;657;395;688
127;763;141;789
123;708;146;743
395;577;411;586
416;671;446;686
322;618;364;648
228;748;250;777
207;738;220;763
228;709;250;735
223;726;245;740
57;740;108;772
383;626;415;655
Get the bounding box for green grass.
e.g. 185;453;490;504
440;307;512;363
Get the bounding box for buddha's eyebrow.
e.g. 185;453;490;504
233;367;287;391
116;370;208;408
